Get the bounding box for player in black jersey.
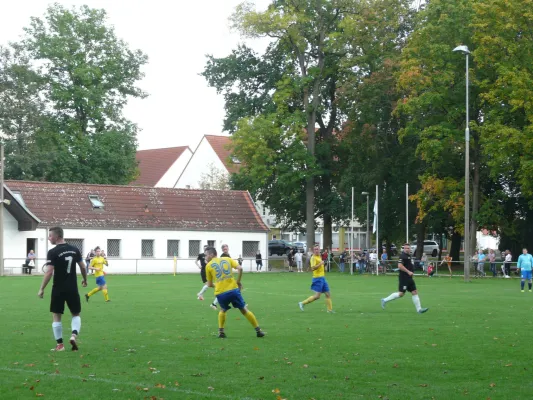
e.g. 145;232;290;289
380;243;429;314
38;227;88;351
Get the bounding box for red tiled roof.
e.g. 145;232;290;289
204;135;241;174
132;146;190;186
5;180;269;232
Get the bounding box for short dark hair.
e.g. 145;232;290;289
49;227;64;239
403;243;410;247
205;247;217;257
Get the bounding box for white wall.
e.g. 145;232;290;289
1;222;268;275
156;148;193;188
175;137;227;189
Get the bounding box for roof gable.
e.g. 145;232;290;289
5;180;268;232
132;146;190;186
204;135;241;174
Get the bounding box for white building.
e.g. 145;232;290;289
1;180;269;275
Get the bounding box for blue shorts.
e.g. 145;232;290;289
521;270;532;280
310;277;330;293
217;289;246;311
96;276;106;286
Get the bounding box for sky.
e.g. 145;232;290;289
0;0;272;150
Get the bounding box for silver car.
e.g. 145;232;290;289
410;240;439;257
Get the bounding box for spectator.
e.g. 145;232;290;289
86;248;96;275
295;250;303;272
476;250;486;277
327;249;334;273
427;263;435;278
255;250;263;272
503;250;512;278
287;249;295;272
339;251;346;273
369;250;378;274
421;253;428;272
488;249;496;277
381;249;388;272
26;249;36;265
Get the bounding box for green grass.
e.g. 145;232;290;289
0;273;530;400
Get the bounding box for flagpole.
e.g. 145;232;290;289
406;183;409;243
351;187;354;275
375;184;379;276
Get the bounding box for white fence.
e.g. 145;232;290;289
2;257;271;276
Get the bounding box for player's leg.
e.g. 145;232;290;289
87;276;104;301
102;283;110;302
411;286;429;314
299;278;323;310
197;270;208;300
210;296;219;310
66;292;82;351
381;279;406;309
50;291;65;351
521;275;526;291
235;288;265;337
324;291;334;313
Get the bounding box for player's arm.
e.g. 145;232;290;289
231;259;243;288
310;259;324;271
78;260;88;287
206;266;214;288
37;264;54;298
398;259;413;276
195;255;202;269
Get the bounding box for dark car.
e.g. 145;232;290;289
268;240;294;256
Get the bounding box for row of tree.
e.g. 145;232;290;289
202;0;533;259
0;4;146;184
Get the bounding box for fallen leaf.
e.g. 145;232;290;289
419;384;428;387
505;363;513;367
112;389;120;392
272;388;281;394
82;379;87;382
174;381;180;386
431;344;437;347
35;380;40;383
254;347;260;350
155;383;166;389
345;376;350;380
26;364;35;367
55;370;60;374
82;364;90;368
489;383;496;388
149;367;157;372
13;362;19;365
303;364;309;368
143;388;149;392
147;361;152;365
208;386;215;391
191;373;203;377
36;394;44;397
393;364;399;368
29;386;34;391
287;362;293;365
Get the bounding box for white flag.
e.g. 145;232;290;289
372;198;378;234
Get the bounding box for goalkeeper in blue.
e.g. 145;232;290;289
517;248;533;292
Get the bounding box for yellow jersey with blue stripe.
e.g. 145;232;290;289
206;257;240;296
311;255;325;278
90;256;107;277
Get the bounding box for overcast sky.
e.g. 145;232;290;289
0;0;272;150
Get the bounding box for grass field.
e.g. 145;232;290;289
0;273;530;400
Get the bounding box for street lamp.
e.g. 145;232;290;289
453;44;470;282
361;192;369;250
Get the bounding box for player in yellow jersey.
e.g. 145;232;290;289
298;245;334;313
85;248;110;303
205;246;265;338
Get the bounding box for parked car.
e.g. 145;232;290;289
293;241;307;253
268;240;294;256
410;240;439;257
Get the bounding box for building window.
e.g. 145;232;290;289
88;195;104;208
65;239;84;254
107;239;120;257
242;241;259;257
141;240;154;258
189;240;201;258
207;240;215;248
167;240;180;258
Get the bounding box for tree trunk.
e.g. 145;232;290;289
323;213;332;251
415;222;426;259
450;230;462;267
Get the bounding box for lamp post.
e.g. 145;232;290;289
453;44;471;282
361;192;369;250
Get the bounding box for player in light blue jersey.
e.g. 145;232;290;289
517;248;533;292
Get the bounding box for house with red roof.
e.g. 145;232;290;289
1;180;268;275
131;146;193;187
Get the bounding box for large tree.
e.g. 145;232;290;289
0;4;147;184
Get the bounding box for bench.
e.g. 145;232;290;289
22;264;35;274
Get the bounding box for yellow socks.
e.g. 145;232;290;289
103;289;109;301
302;296;316;305
325;298;333;311
218;311;227;329
87;288;99;297
244;310;259;328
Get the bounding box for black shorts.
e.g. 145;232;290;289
200;267;207;283
50;289;81;315
399;276;417;293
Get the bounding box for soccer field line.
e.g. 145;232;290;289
0;366;254;400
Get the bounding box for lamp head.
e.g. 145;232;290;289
361;192;369;195
453;45;470;54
